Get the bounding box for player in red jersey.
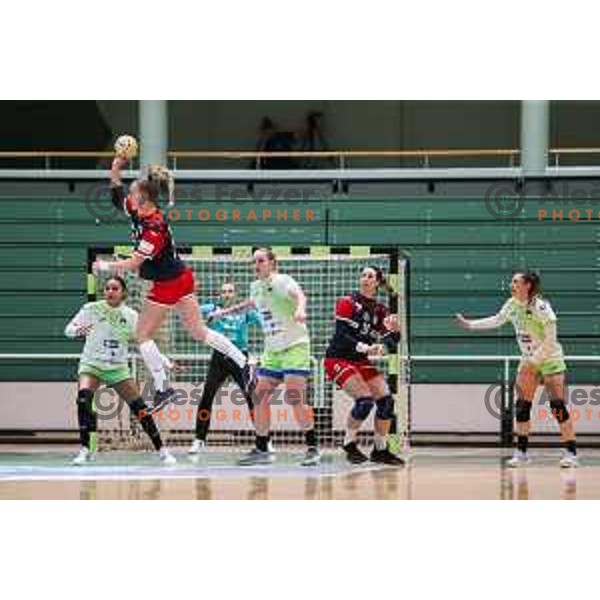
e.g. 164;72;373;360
92;157;250;411
324;266;404;465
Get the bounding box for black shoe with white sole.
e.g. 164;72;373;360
370;448;405;466
343;441;369;464
152;387;176;414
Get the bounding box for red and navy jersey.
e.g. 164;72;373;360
325;292;400;362
111;184;185;281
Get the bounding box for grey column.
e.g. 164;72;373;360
139;100;168;167
521;100;549;176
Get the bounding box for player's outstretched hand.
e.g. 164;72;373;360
368;344;385;357
383;314;400;332
455;313;471;329
111;156;128;171
75;324;93;337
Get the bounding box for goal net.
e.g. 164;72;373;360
94;246;410;451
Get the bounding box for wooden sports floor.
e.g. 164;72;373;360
0;445;595;499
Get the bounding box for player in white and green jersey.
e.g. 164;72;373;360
210;248;320;466
65;276;175;465
456;271;577;468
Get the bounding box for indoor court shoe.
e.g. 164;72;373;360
300;446;321;466
188;439;206;455
72;447;92;466
238;448;274;466
152;387;176;414
343;441;369;464
370;448;405;466
159;448;177;465
506;450;530;468
559;451;578;468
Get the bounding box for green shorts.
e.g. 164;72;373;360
519;358;566;377
257;342;311;380
78;363;131;386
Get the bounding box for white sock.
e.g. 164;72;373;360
344;429;358;446
374;433;387;451
139;340;168;393
205;330;247;368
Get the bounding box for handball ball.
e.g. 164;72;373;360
114;135;138;159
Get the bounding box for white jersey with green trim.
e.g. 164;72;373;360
492;297;563;363
250;273;310;351
65;300;138;369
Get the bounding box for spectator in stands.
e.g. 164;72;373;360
297;111;331;168
254;116;296;169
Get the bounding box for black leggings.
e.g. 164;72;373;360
195;350;253;440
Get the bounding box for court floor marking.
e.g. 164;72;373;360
0;463;389;483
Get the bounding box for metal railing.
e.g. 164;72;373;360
1;147;600;171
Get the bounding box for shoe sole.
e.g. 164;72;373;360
151;399;174;415
345;455;369;465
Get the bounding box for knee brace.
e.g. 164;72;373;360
550;398;570;423
128;397;150;420
375;395;394;421
351;397;374;421
515;399;532;423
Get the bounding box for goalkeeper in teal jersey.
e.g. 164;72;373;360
65;276;175;465
188;280;262;454
456;271;577;468
210;248;320;466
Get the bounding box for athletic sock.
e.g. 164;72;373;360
205;329;247;368
374;433;387;451
76;390;96;450
256;435;270;452
517;435;529;454
305;428;318;449
139;340;168;393
565;439;577;455
130;398;163;450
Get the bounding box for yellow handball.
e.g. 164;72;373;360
114;135;138;159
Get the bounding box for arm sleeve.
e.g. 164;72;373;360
467;300;511;330
110;184;136;216
110;184;127;214
64;305;91;338
381;330;401;352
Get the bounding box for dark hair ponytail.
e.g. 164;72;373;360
369;265;398;298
